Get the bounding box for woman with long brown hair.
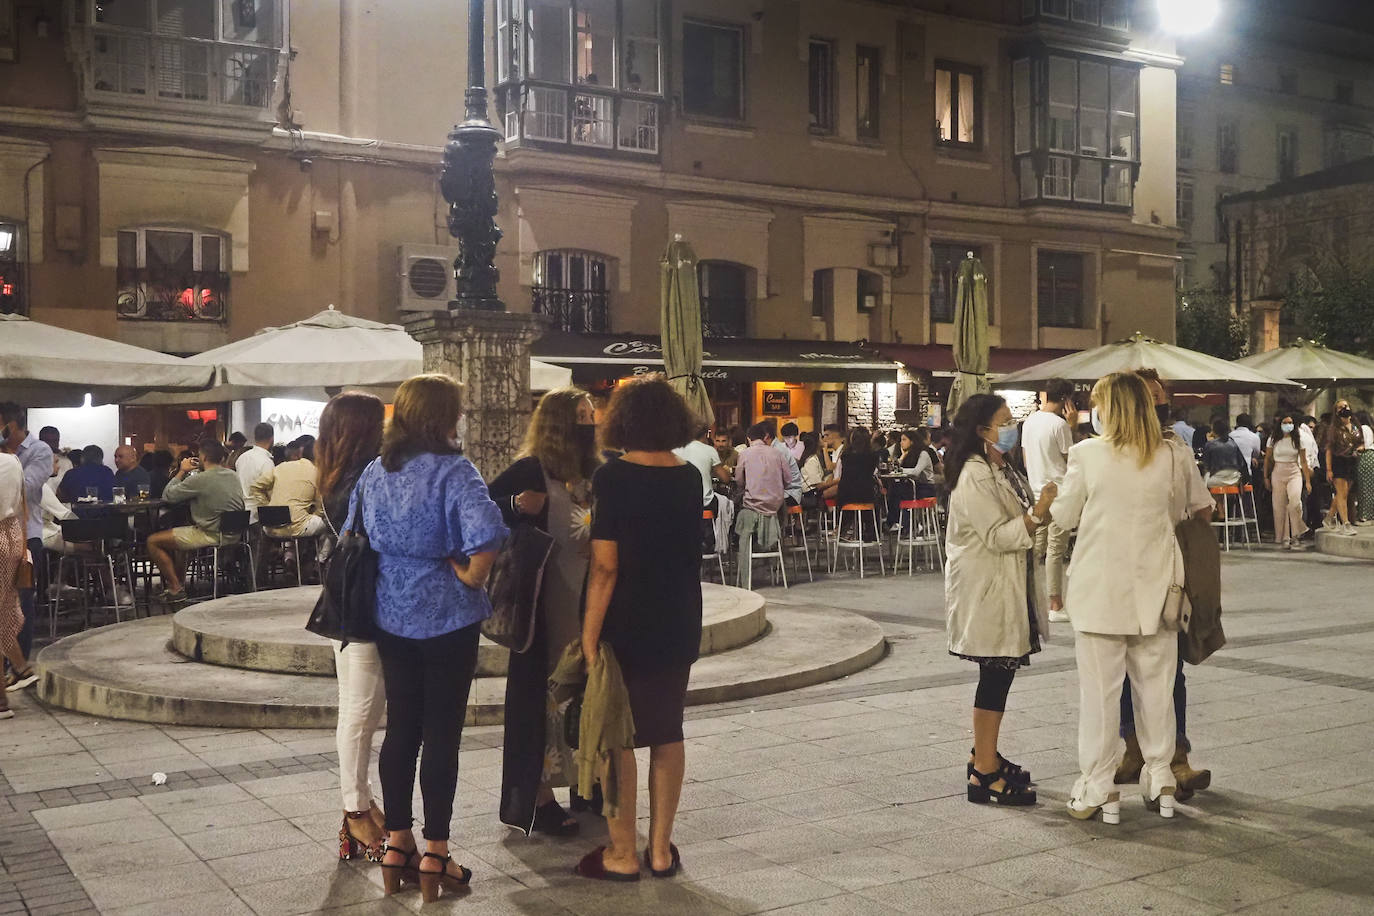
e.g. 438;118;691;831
312;392;387;863
489;386;600;836
356;374;507;902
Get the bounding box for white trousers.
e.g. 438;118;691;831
333;639;386;812
1072;628;1177;806
1271;461;1307;543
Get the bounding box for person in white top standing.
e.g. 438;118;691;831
236;422;276;523
1021;379;1076;624
672;425;731;507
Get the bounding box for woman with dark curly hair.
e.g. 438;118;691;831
576;377;702;881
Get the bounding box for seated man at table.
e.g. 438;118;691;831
146;441;245;602
57;445;115;503
247;436;325;537
112;445;151;495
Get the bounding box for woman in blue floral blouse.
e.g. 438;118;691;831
348;374;507;902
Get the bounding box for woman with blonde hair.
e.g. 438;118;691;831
1053;372;1193;824
489;386;600;836
354;374;508;901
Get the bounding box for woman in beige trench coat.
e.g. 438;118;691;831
944;394;1057;807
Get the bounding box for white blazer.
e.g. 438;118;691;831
945;455;1043;659
1051;437;1202;636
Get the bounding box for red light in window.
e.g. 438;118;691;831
200;409;218;421
178;288;195;313
1;284;12;296
186;410;201;420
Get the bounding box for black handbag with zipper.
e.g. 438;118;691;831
306;463;378;647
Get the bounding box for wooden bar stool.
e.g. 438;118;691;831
701;508;726;582
893;497;944;574
833;503;886;577
1209;486;1251;551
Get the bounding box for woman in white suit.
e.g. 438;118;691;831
945;394;1057;807
1052;372;1190;824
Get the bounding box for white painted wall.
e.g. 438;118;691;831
28;399;121;467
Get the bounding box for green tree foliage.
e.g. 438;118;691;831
1286;266;1374;356
1177;286;1248;359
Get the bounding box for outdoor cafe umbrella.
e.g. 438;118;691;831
946;253;991;416
1234;338;1374;387
0;313;213;407
995;331;1301;394
660;234;715;424
130;306;571;404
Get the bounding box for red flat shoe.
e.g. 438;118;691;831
573;846;640;882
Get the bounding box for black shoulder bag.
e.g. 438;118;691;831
306;467;378;647
481;521;554;653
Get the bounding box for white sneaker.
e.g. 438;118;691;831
1343;524;1358;536
1048;609;1070;623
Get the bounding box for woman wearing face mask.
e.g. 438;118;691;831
489;387;602;835
945;394;1056;808
1324;400;1362;535
1264;415;1312;550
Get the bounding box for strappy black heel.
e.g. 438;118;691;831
380;845;419;896
967;748;1033;785
967;768;1037;806
418;852;472;903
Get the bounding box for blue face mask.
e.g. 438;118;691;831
1281;422;1295;434
1091;407;1105;436
994;423;1019;452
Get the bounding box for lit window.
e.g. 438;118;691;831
0;221;21;316
935;61;981;148
856;45;882;140
1219;63;1235;85
116;227;228;321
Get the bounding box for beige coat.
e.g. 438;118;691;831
945;455;1043;659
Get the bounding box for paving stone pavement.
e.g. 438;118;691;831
4;546;1374;914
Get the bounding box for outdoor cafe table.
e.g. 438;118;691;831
71;498;169;526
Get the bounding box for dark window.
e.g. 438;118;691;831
1177;105;1194;163
811;268;832;319
930;243;993;324
935;61;980;149
808;40;835;133
1215;187;1234;243
1277;128;1299;181
1336;79;1355;105
1037;250;1085;328
1278;67;1298;94
857;270;882;312
1218;121;1239;174
0;222;21;315
683;20;744;121
116;226;228;322
856;45;882;140
698;260;748;338
532;249;610;333
1026;0;1127;29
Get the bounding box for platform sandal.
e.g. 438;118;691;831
338;811;384;863
418;852;472;903
967;767;1037;806
967;748;1032;785
532;800;580;837
380;845;420;895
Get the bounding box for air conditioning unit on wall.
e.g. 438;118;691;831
398;244;459;311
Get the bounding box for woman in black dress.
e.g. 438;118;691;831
489;387;599;836
577;378;702;880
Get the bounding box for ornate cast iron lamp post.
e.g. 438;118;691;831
440;0;503;310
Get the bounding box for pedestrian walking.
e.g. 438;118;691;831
1265;416;1312;549
945;394;1057;808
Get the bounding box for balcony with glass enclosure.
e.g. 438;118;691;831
497;0;663;156
73;0;282;125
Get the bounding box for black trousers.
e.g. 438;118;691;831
375;622;481;840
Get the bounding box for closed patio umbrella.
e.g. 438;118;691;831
0;313;213;407
660;234;715;424
946;254;991;416
996;331;1300;393
1234;338;1374;387
129;307;571;404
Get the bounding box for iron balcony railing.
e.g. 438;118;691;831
532;287;610;334
116;267;229;322
702;297;747;339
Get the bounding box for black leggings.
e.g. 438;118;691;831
375;622;481;840
974;664;1016;713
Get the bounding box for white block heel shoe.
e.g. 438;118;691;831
1145;786;1176;818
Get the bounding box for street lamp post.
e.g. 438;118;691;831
440;0;503;311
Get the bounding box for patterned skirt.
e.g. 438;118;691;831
0;515;25;647
1358;451;1374;522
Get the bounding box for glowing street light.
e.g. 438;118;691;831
1157;0;1220;35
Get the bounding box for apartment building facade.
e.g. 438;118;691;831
0;0;1182;431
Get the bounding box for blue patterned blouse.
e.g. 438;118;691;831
346;454;508;639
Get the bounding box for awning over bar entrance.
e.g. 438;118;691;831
532;332;899;383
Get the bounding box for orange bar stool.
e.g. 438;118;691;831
833;503;886;578
1208;485;1252;551
894;497;944;574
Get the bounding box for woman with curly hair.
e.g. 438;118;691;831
489;387;600;836
575;377;702;881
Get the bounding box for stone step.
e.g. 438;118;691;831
35;607;886;729
168;584;767;676
1316;528;1374;560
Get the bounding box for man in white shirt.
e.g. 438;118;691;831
763;420;804;506
1022;379;1075;622
1229;414;1262;473
235;422;276;523
673;425;731;507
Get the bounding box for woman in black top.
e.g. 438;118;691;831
312;392;388;864
579;378;702;881
488;387;599;837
